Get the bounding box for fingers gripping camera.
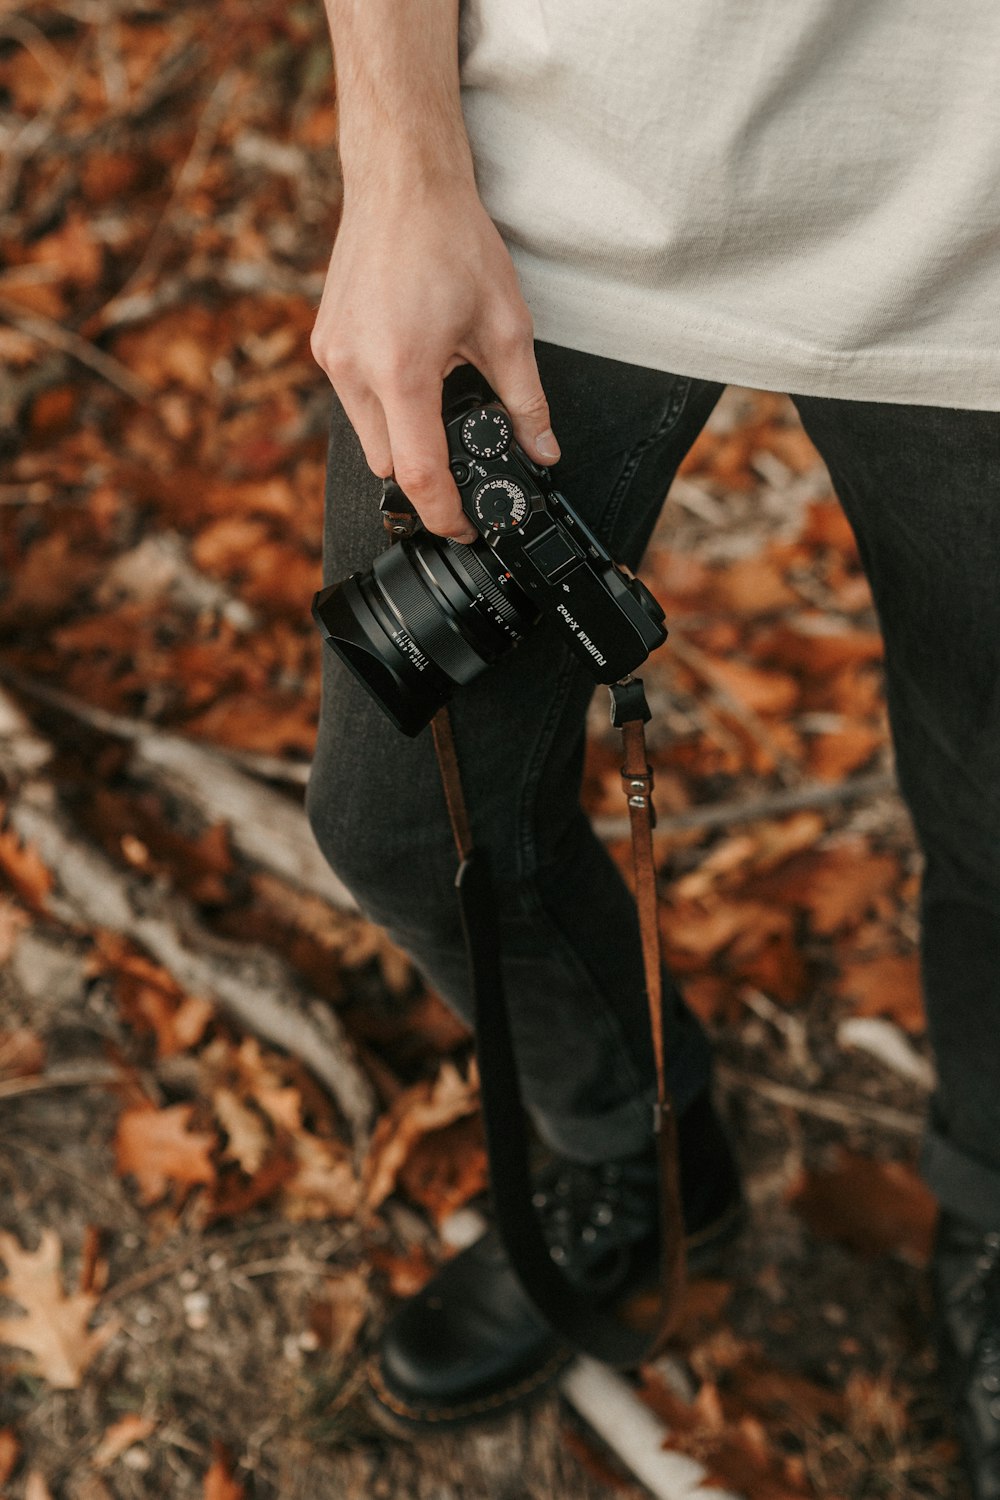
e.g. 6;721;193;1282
312;366;668;736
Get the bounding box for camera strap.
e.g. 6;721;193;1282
429;685;685;1367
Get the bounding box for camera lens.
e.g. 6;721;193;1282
312;533;539;736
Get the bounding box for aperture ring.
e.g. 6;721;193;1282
448;541;523;626
376;541;483;682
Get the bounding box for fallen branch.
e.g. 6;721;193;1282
0;684;374;1147
0;1062;122;1103
0;294;151;401
9;785;375;1147
592;768;896;841
716;1063;923;1137
0;669;350;902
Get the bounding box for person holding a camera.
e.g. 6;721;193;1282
305;2;1000;1493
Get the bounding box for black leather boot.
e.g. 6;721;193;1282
932;1212;1000;1499
367;1090;744;1430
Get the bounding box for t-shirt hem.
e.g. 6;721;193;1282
514;254;1000;412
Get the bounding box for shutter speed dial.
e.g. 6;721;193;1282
472;475;530;532
461;406;513;459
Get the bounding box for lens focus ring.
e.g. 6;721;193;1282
376;541;481;681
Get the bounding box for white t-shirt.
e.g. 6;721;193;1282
458;1;1000;409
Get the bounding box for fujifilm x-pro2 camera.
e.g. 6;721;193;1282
311;366;667;736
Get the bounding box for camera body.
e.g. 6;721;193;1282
437;377;667;682
311;369;667;736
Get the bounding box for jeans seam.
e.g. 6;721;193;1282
600;375;692;545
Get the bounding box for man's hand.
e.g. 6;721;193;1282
313;0;557;541
311;176;560;543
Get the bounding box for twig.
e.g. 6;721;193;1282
716;1063;923;1137
0;665;309;786
0;16;70;85
100;1218;336;1306
0;294;151;401
84;71;238;336
0;1062;121;1103
0;667;348;904
0;1133;144;1221
591;769;896;841
85;262;326;334
740;987;819;1084
0;24;90;216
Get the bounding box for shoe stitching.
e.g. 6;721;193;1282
367;1347;573;1425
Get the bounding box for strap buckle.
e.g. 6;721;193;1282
381;478;420;541
608;674;652;728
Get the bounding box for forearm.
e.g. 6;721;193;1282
323;0;475;195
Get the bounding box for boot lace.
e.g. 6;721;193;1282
530;1156;657;1294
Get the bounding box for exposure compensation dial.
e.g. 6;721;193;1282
460;406;514;460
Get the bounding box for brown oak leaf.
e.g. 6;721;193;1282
363;1061;481;1211
0;1229;118;1389
114;1103;216;1205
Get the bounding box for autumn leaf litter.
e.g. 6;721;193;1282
0;3;971;1497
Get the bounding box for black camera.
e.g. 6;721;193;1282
311;367;667;736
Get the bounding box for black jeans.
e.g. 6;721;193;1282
306;341;1000;1230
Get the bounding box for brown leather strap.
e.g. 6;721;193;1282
430;677;685;1364
431;710;474;862
616;708;686;1337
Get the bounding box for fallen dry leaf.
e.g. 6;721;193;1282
96;936;216;1056
806;723;884;781
398;1112;489;1225
203;1444;245;1500
755;842;899;936
787;1149;936;1264
663;899;794;968
0;1027;45;1080
117;979;214;1059
368;1244;437;1299
281;1132;360;1221
197;1036;304;1137
114;1103;217;1205
0;1427;20;1485
835;952;925;1034
686;654;799;716
703;557;799;616
92;1413;156;1468
752;614;883;675
363;1060;481;1211
638;1367;815;1500
213;1087;270;1176
0;826;53;912
0;1229;118;1389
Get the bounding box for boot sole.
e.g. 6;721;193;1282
366;1345;575;1434
365;1193;747;1434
